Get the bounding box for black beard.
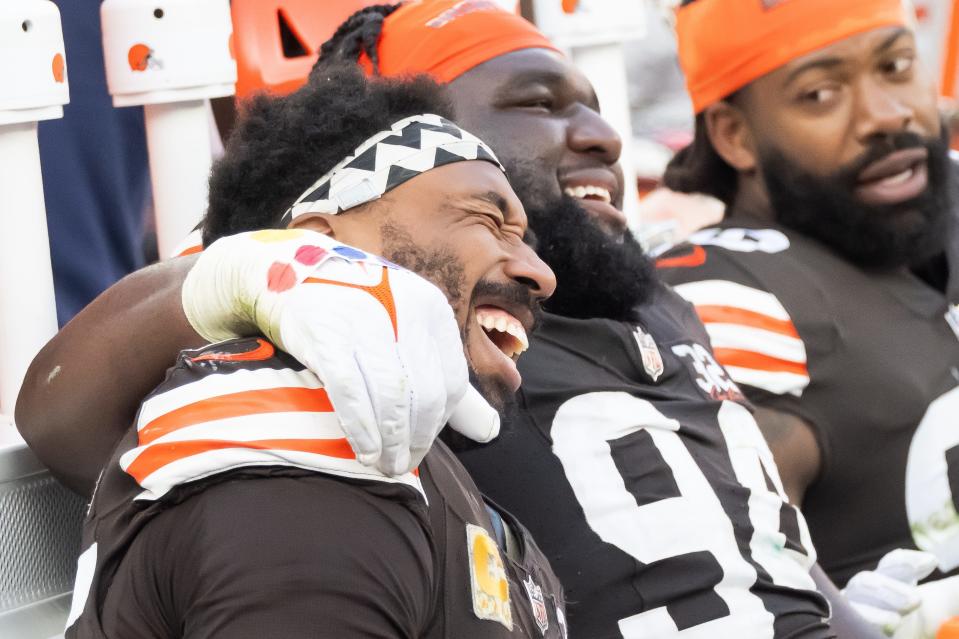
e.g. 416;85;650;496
507;165;656;321
758;128;953;270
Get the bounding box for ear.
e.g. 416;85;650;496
289;213;336;238
704;101;758;173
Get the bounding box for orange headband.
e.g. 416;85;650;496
358;0;561;83
677;0;910;113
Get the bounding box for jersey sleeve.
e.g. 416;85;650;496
121;338;425;502
657;238;813;414
100;474;434;639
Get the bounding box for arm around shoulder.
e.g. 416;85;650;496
15;256;204;496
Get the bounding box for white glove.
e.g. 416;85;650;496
182;229;499;475
843;549;938;638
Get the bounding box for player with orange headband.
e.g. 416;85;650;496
659;0;959;635
21;1;900;637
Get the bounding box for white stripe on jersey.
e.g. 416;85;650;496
123;351;424;502
136;364;324;431
127;411;344;450
705;323;807;365
672;280;809;397
170;228;203;257
130;446;425;502
723;366;808;398
672;280;792;321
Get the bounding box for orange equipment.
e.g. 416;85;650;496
942;0;958;99
231;0;375;99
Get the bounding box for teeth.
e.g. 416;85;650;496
506;322;529;351
475;308;529;359
563;184;611;203
879;168;914;186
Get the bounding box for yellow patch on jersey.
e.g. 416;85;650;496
250;229;304;243
466;523;513;630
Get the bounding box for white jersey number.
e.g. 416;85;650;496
551;392;817;638
905;386;959;571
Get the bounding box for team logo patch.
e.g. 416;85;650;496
945;305;959;343
523;575;549;635
633;326;664;382
466;524;513;629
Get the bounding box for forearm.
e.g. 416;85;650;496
15;256;205;496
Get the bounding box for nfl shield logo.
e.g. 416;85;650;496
523;575;549;635
633;326;664;382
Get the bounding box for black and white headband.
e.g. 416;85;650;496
281;114;504;225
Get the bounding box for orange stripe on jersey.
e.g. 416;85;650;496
138;387;334;446
656;245;706;269
695;305;800;339
177;244;203;256
125;437;355;484
712;347;808;377
189;338;276;363
305;265;398;339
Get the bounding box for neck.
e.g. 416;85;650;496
729;173;775;223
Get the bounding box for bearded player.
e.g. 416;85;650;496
64;65;569;638
658;0;959;635
23;2;885;638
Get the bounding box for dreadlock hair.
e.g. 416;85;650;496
203;63;453;245
661;112;739;207
662;0;741;207
662;87;749;208
313;4;401;75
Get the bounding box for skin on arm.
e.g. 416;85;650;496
752;405;822;507
755;407;888;637
14;256;205;496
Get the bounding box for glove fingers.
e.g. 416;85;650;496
877;549;940;584
448;385;501;443
428;296;470;421
845;571;922;615
848;601;903;636
318;351;383;467
406;342;451;470
354;346;412;476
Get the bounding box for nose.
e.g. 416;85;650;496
854;77;913;141
566;105;623;167
505;243;557;301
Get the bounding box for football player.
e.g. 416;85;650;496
658;0;959;635
65;64;567;639
21;1;884;637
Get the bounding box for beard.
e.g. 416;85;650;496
506;161;657;322
758;127;953;270
379;220;535;419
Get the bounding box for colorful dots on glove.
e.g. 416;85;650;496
295;245;328;266
267;261;298;292
333;246;368;260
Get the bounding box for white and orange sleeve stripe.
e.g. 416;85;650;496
170;228;203;257
672;280;809;397
120;353;424;502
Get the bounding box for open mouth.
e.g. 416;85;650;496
560;170;628;233
855;148;929;206
475;305;529;362
563;184;612;204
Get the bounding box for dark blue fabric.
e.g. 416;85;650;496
38;1;150;325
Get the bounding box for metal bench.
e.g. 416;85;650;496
0;429;84;639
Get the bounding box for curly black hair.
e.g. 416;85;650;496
203;63;453;245
661;112;739;207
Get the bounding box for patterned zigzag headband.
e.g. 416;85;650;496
281;114;505;225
